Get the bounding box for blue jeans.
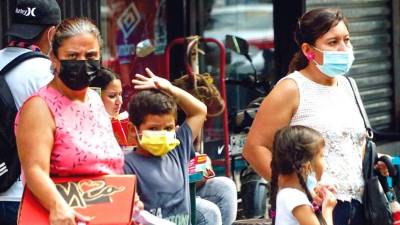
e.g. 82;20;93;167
196;177;237;225
333;199;365;225
0;201;19;225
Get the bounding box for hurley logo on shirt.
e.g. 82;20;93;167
15;7;37;17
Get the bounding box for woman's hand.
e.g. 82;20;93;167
134;193;144;211
132;193;145;225
132;67;172;94
49;202;90;225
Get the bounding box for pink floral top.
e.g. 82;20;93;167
18;86;124;176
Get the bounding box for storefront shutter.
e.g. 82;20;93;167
307;0;394;130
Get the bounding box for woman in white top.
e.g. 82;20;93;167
243;8;388;225
271;126;336;225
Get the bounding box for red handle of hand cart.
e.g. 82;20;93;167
164;37;231;177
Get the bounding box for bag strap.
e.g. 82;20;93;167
345;77;378;179
0;51;48;76
345;76;372;136
0;51;48;144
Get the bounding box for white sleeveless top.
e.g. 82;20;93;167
282;71;366;202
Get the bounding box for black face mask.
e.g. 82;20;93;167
59;60;100;90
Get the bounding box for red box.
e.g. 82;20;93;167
111;118;137;147
18;175;137;225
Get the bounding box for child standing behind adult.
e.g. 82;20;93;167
270;125;337;225
124;68;207;225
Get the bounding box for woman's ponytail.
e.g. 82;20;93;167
288;51;308;74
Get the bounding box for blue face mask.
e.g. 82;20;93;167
306;173;317;190
313;47;355;77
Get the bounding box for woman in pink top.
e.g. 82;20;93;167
16;18;124;224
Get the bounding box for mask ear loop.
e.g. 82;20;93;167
308;47;323;66
133;126;142;145
168;130;177;139
46;26;55;56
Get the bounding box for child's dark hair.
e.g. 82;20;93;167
270;125;326;225
90;67;120;90
288;8;348;73
128;90;177;127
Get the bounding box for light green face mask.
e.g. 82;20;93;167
313;47;355;77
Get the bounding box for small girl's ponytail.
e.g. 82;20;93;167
296;171;327;225
269;160;279;225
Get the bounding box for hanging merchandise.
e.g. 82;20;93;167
172;36;225;117
109;0;143;65
174;71;225;118
105;0;167;110
153;0;167;55
165;36;231;177
108;0;166;67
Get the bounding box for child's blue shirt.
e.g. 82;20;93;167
124;122;193;225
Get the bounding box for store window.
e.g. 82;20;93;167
203;0;274;112
100;0;167;110
200;0;275;161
